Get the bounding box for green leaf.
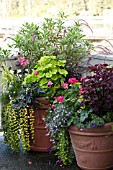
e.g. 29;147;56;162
80;110;88;122
46;72;52;78
51;68;57;74
39;78;48;86
59;69;68;75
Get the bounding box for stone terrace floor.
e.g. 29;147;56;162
0;132;80;170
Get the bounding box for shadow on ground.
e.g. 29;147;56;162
0;135;80;170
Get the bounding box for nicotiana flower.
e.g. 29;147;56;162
61;83;68;89
48;81;54;86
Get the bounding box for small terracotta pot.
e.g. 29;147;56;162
29;97;53;152
68;122;113;170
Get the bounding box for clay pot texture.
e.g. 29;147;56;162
30;97;53;152
68;122;113;170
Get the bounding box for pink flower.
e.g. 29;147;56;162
19;56;24;65
34;71;39;75
19;56;29;67
80;76;85;81
56;96;64;102
28;161;32;165
24;59;29;66
80;87;84;94
68;78;78;84
48;81;53;86
51;104;55;109
61;83;68;89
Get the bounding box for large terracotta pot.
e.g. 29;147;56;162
29;97;53;152
68;122;113;170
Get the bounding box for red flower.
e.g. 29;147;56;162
68;78;78;84
56;96;64;102
28;161;32;165
51;104;55;109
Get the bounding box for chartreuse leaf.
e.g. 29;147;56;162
51;75;59;80
58;68;68;75
51;68;57;74
39;78;48;86
46;72;52;78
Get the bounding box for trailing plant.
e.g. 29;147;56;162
55;129;73;165
2;101;35;151
1;65;44;151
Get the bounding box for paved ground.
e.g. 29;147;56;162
0;132;80;170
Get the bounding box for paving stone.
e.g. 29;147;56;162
0;135;80;170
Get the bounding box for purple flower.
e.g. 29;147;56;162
54;159;63;167
46;147;51;152
98;121;103;126
91;123;95;128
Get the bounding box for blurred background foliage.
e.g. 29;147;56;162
0;0;113;19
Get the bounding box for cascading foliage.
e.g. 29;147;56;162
2;101;35;151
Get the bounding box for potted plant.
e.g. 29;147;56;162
46;63;113;169
0;12;93;153
1;55;68;152
22;55;68;152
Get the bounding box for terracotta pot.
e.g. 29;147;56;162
29;97;53;152
68;122;113;170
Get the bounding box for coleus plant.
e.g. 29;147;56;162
80;63;113;128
